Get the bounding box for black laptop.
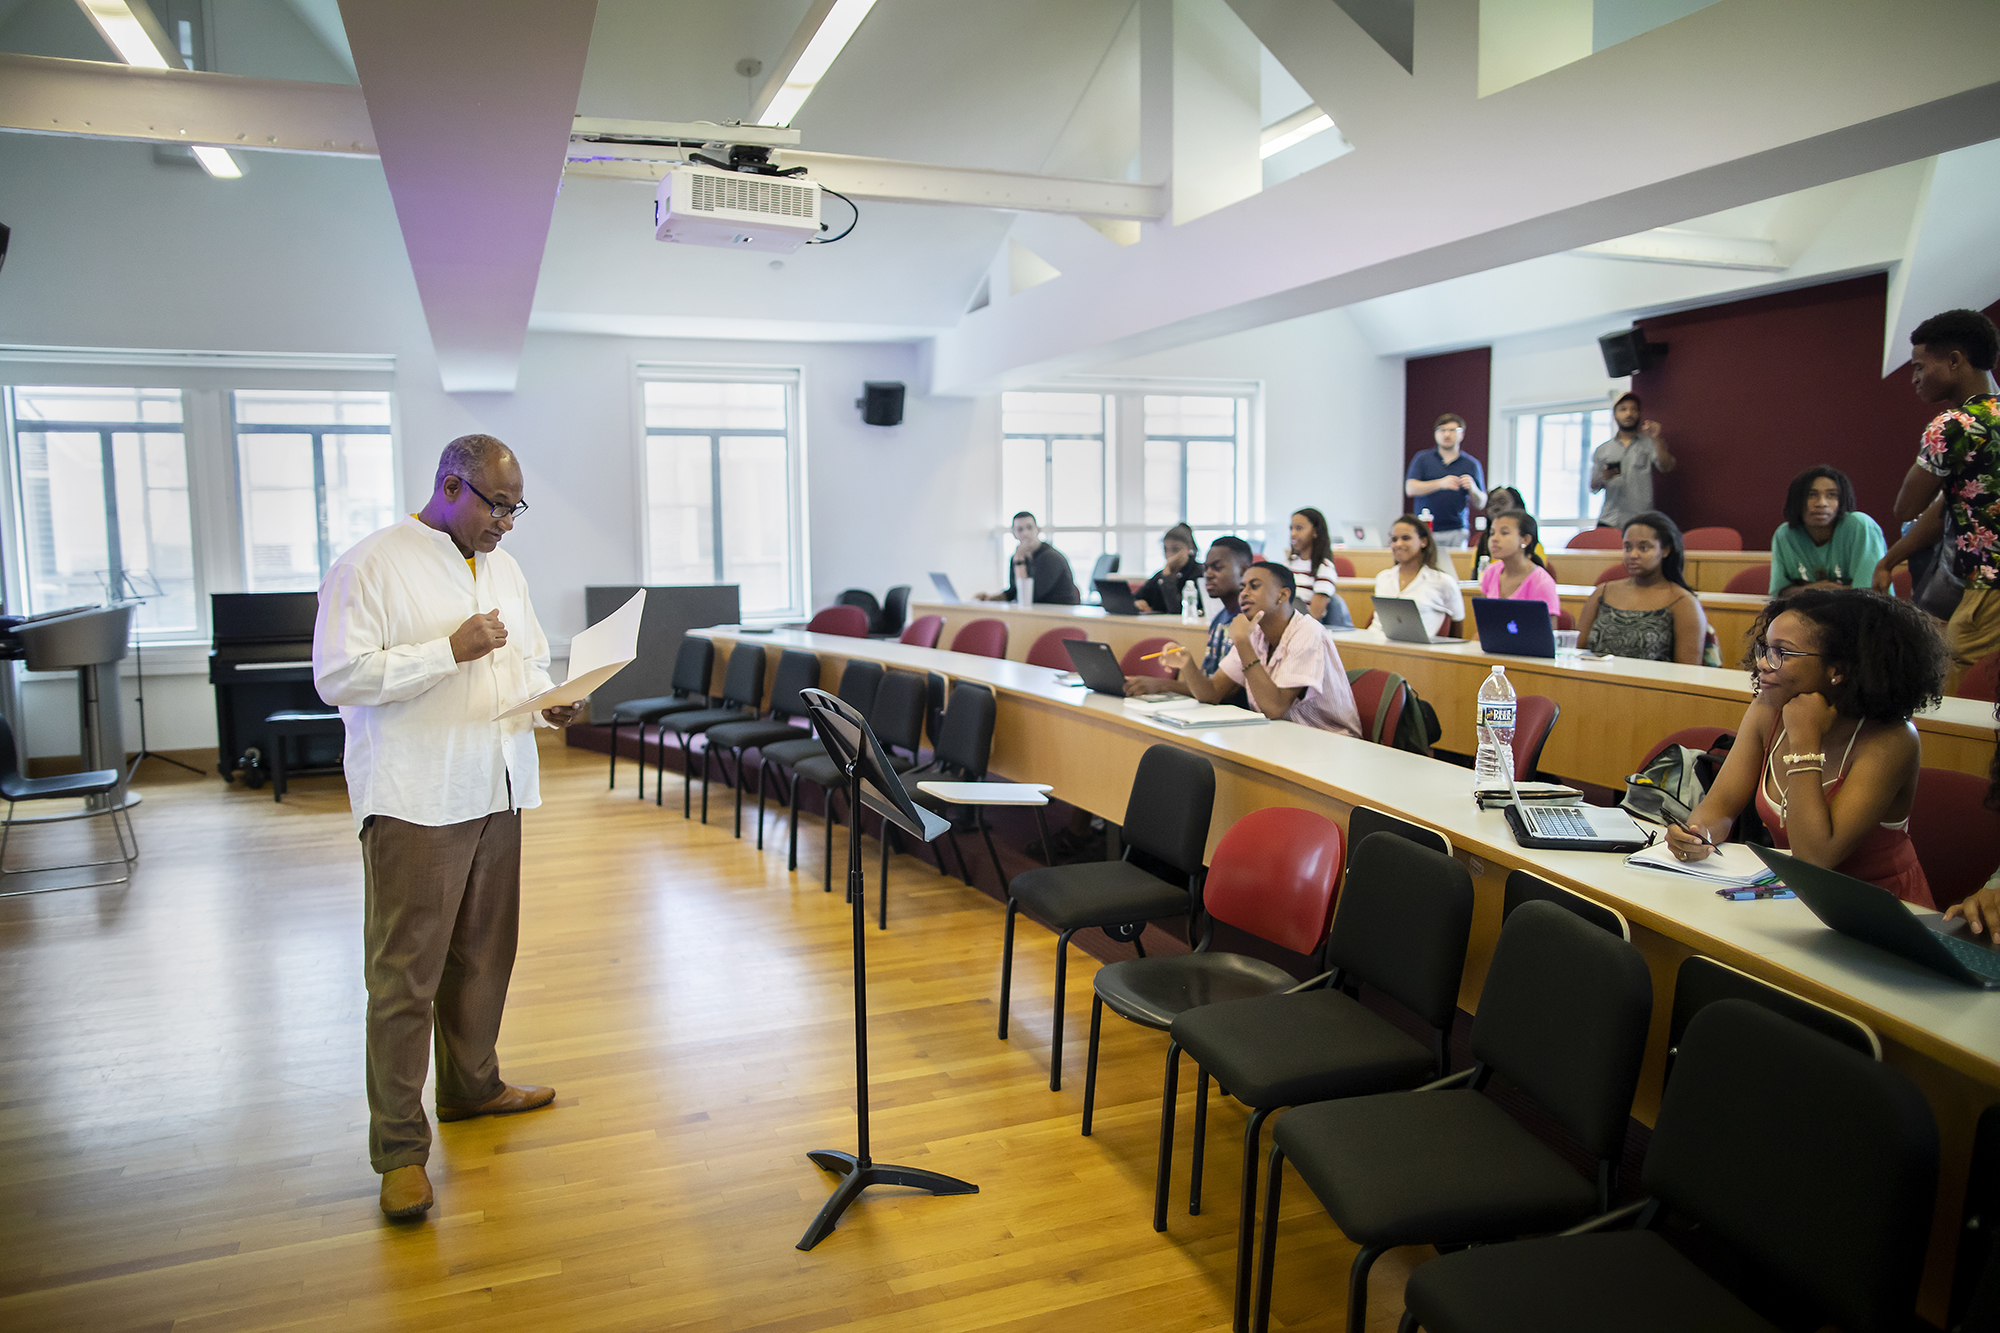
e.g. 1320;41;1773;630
1752;846;2000;990
1471;598;1556;659
1095;579;1145;615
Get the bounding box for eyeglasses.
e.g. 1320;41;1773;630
1753;639;1821;665
455;476;528;521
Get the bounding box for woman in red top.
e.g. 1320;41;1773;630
1666;589;1946;906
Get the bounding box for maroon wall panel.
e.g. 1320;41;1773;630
1632;274;1983;550
1404;346;1492;475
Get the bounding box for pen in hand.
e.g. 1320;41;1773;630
1667;817;1715;848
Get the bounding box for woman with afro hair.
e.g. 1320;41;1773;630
1664;588;1946;906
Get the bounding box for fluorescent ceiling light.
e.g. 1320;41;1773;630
760;0;878;128
1260;106;1335;159
191;145;242;179
75;0;177;69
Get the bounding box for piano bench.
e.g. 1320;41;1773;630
264;711;344;803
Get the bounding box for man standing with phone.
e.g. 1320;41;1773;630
314;433;580;1223
1591;392;1678;529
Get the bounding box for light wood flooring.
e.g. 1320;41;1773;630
0;737;1424;1332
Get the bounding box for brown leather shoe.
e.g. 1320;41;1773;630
379;1164;433;1220
436;1082;555;1123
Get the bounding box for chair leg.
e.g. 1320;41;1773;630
878;823;892;930
976;807;1006;888
1342;1244;1387;1333
787;771;802;870
654;724;665;806
824;787;837;895
1033;806;1054;866
681;736;695;818
755;752;768;848
1050;928;1076;1092
699;739;712;823
1252;1144;1287;1333
999;897;1019;1038
1154;1039;1181;1232
1082;993;1103;1136
1190;1067;1209;1214
1234;1106;1275;1333
733;748;747;838
609;720;619;790
939;828;956;878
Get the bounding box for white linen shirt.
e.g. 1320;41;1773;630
313;517;556;833
1217;611;1363;738
1372;564;1466;635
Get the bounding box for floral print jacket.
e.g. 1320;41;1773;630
1916;394;2000;588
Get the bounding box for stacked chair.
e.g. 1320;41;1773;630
697;649;820;837
606;635;712;798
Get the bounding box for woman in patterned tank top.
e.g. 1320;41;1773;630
1574;510;1707;663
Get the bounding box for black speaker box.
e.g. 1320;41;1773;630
857;381;904;426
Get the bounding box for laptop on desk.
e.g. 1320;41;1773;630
1472;598;1556;659
1095;578;1146;615
1501;757;1650;852
928;572;960;603
1063;637;1182;702
1752;846;2000;989
1374;596;1463;645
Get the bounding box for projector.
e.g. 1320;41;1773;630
654;162;822;253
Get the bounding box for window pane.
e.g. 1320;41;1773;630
1185;440;1236;526
1537;412;1586;522
718;435;792;616
1142;440;1181;526
112;432;196;632
1512;414;1538;514
644;380;785;431
1053;530;1104;580
12;385;180;425
1048;438;1102;528
326;434;398;565
1143;394;1236;438
232;391;395;591
233;388;391;427
646;434;715;585
240;433;319;592
1001;437;1046;523
16;430;110;614
1001;391;1101;437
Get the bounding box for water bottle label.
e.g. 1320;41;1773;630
1477;701;1515;729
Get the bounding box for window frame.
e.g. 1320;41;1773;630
231;390;397;593
1505;398;1615;538
633;362;810;623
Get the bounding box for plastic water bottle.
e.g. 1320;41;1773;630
1474;664;1516;791
1180;578;1201;623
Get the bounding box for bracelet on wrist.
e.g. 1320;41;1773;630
1781;751;1826;766
1784;765;1825;778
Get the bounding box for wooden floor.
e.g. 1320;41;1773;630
0;738;1424;1332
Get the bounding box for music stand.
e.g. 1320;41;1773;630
794;687;977;1250
105;571;200;779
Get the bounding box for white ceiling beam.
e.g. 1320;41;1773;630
750;0;876;127
1574;229;1786;272
336;0;597;394
0;51;375;154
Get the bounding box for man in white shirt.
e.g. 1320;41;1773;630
1158;561;1362;737
313;434;581;1222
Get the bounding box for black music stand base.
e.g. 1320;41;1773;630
797;1151;979;1251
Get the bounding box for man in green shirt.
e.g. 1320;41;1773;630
1769;466;1886;597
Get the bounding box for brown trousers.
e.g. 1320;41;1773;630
361;809;521;1173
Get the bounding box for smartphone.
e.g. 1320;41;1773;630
1715;887;1795;901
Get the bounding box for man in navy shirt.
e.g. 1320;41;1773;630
1404;413;1487;547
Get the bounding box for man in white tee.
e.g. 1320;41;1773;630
1158;561;1362;737
313;434;581;1222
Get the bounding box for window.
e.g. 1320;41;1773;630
233;389;395;591
1511;403;1614;545
1142;394;1248;556
7;386;196;634
1001;391;1115;574
640;373;806;619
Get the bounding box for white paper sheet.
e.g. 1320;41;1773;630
493;589;646;721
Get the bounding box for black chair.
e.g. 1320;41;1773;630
264;709;343;802
1001;744;1214;1091
1953;1102;2000;1332
0;715;138;896
699;650;820;839
837;588;883;632
1502;869;1628;939
924;670;948;749
1252;900;1653;1333
654;643;765;818
1089;553;1120;589
609;636;713;799
908;682;1035;893
787;671;927;911
1168;833;1474;1332
1664;954;1876;1084
877;584;911;637
1401;1000;1939;1333
1349;804;1450;857
765;660;883;859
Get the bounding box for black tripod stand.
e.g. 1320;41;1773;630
125;633;201;780
796;688;977;1250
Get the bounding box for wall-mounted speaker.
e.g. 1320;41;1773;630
856;381;904;426
0;223;10;275
1599;327;1667;377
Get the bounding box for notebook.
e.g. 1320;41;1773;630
1627;839;1780;889
1148;704;1270;729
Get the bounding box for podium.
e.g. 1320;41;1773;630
16;604;134;813
794;687;978;1249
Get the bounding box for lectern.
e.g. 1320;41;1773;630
16;604;134;812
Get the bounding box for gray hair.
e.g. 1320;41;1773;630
433;433;513;491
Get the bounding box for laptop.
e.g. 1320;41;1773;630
1062;637;1182;702
928;572;960;603
1471;598;1557;659
1501;756;1650;852
1339;520;1383;547
1095;578;1146;615
1374;596;1463;645
1752;846;2000;990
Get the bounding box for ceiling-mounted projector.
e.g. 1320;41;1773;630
654;162;822;253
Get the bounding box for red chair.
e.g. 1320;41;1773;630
1682;526;1743;550
1121;636;1181;679
1910;767;2000;909
1639;726;1734;771
1567;528;1623;550
1027;626;1088;669
1554;610;1575;632
1348;668;1408;747
1957;652;2000;702
1512;695;1559;782
1594;564;1625;586
1082;807;1346;1137
1724;564;1773;595
1332;555;1357;577
806;605;869;637
950;618;1008;659
899;614;943;649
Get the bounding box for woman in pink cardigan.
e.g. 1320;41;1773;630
1477;511;1561;614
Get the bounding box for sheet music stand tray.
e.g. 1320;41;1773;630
794;687;977;1249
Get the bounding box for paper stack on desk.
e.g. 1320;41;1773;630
1148;703;1270;729
1626;840;1780;889
493;588;645;721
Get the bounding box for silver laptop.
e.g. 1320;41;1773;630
928;572;960;603
1500;754;1649;851
1339;520;1383;547
1374;596;1464;645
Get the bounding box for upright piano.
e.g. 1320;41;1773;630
209;593;338;784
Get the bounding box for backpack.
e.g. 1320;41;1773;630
1621;733;1766;844
1346;668;1441;758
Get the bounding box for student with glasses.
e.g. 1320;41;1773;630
1664;588;1947;906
